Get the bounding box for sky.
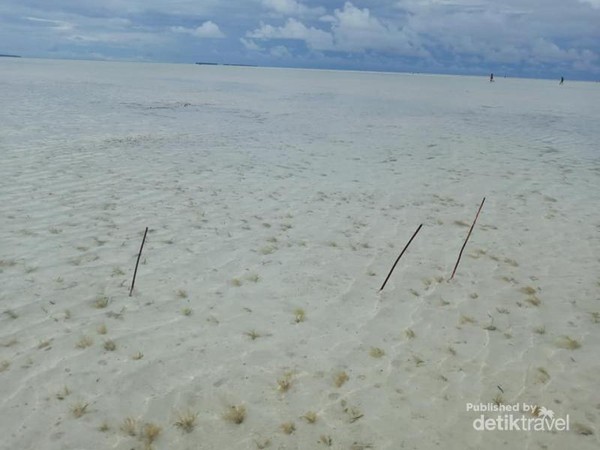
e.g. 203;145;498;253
1;0;599;79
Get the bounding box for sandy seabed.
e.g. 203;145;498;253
1;59;599;450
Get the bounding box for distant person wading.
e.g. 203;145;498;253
560;76;564;85
490;73;494;82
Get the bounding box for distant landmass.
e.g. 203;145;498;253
0;54;21;58
195;62;256;67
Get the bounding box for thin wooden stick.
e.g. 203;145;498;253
379;224;423;292
129;227;148;297
450;197;486;280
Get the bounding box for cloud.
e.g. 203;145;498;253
66;30;163;45
240;37;262;51
328;2;424;55
248;18;333;50
193;20;225;38
579;0;600;8
249;2;426;57
0;0;598;78
172;20;225;38
270;44;293;58
261;0;325;16
25;16;74;31
391;0;600;74
530;38;598;66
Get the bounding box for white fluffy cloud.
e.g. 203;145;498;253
0;0;598;77
261;0;325;16
193;21;225;38
240;37;262;51
249;2;426;56
395;0;600;69
172;21;225;38
245;0;599;75
248;17;333;49
329;2;424;55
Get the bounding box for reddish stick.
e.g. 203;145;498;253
129;227;148;297
379;224;423;292
450;197;486;280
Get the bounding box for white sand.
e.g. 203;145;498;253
1;59;599;449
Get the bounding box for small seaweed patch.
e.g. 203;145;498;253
520;286;537;295
277;372;294;392
369;347;385;358
260;245;277;255
492;394;503;407
244;330;262;340
0;259;17;268
121;417;137;436
38;339;52;349
0;360;10;372
413;355;425;366
56;386;70;400
343;404;364;423
76;336;93;349
141;423;162;446
246;273;260;283
1;339;18;348
3;309;18;320
504;258;519;267
334;371;349;388
535;367;550;384
223;405;246;424
483;323;497;331
254;438;271;449
303;411;318;424
320;435;333;446
71;402;89;418
174;410;197;433
459;315;476;325
293;308;305;323
93;296;109;309
556;336;581;350
573;423;594;436
281;421;296;434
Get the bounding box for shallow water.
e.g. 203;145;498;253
1;58;599;449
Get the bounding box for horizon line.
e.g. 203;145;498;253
4;54;598;83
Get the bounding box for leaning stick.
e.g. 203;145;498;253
379;224;423;292
129;227;148;297
450;197;486;280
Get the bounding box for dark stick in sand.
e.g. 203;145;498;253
450;197;486;280
129;227;148;297
379;224;423;292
